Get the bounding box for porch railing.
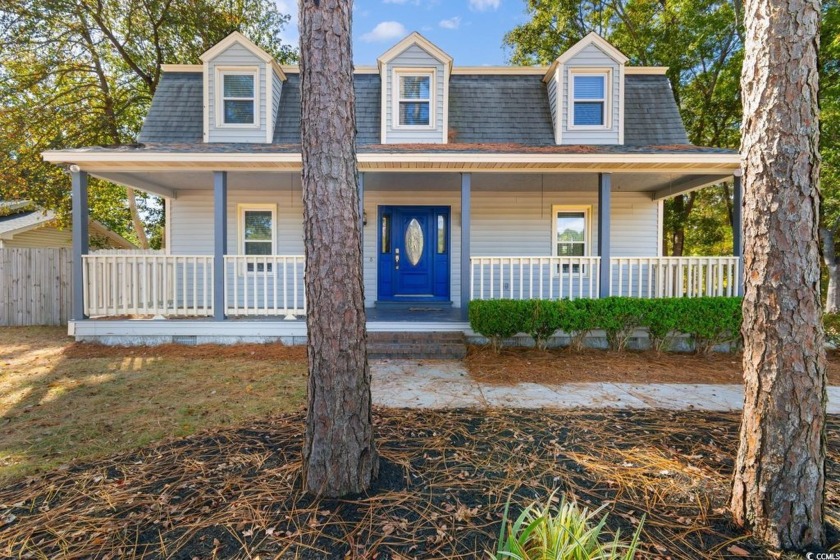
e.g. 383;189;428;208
610;257;741;298
470;257;601;300
224;255;306;317
83;254;214;317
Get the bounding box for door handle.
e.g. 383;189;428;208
395;248;400;270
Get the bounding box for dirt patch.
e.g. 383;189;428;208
467;346;840;386
0;409;837;559
63;341;308;361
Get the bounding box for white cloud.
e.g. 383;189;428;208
469;0;500;11
439;16;461;30
361;21;408;42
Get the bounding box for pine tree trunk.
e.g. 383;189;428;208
731;0;826;550
298;0;378;497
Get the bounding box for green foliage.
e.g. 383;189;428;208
525;299;565;351
556;299;599;351
469;300;529;352
0;0;296;241
492;491;643;560
642;299;684;353
824;313;840;347
678;297;743;354
469;297;743;353
590;297;646;351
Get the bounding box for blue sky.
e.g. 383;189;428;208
275;1;531;66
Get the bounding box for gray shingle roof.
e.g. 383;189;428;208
449;75;555;144
137;69;693;149
138;73;204;143
0;209;55;235
624;75;689;145
274;73;381;144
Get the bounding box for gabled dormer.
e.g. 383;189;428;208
377;32;453;144
543;33;628;145
200;31;286;143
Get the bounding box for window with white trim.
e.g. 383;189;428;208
220;70;257;125
239;205;275;273
396;71;433;127
571;73;607;127
552;206;589;274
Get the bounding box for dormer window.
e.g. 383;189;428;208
218;68;259;126
570;71;610;128
395;70;434;127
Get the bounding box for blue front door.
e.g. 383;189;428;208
378;206;450;302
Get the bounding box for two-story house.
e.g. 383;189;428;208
43;31;741;345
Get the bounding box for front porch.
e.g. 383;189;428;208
57;150;743;342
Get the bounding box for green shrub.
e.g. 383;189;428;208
679;297;743;354
590;297;647;351
469;299;529;352
525;300;564;350
492;491;643;560
641;299;685;353
824;313;840;347
557;299;599;351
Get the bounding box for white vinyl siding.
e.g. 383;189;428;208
168;173;660;308
206;43;268;143
383;44;446;144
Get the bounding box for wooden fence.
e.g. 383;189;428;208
0;248;73;326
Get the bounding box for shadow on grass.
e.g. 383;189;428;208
0;327;307;481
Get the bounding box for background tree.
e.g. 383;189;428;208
298;0;378;497
818;0;840;311
504;0;743;256
0;0;295;247
731;0;826;550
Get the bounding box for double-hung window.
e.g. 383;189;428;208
240;205;275;273
396;71;433;127
553;206;589;274
571;73;608;127
220;70;258;126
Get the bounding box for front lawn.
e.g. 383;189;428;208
0;327;307;481
1;409;838;558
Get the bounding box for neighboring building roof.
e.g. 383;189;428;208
0;200;135;248
137;71;692;148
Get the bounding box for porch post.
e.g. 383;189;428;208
460;173;471;320
358;172;365;246
598;173;611;298
213;171;227;321
733;171;744;296
71;169;89;321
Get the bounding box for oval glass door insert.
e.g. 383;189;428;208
405;218;424;266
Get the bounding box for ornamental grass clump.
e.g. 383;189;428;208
492;492;643;560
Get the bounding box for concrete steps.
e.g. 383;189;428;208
367;331;467;360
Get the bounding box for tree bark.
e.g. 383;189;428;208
298;0;378;497
731;0;826;550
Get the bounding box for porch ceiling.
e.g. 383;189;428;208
86;169;731;200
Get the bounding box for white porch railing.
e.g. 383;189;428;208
83;255;214;317
610;257;741;298
224;255;306;317
470;256;741;301
470;257;601;300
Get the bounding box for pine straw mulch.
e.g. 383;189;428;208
1;409;839;559
467;347;840;386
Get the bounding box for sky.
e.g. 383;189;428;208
274;1;532;66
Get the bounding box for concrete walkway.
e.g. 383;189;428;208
371;360;840;413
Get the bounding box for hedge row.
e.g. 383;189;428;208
468;297;743;353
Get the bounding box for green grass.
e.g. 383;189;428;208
0;327;307;481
